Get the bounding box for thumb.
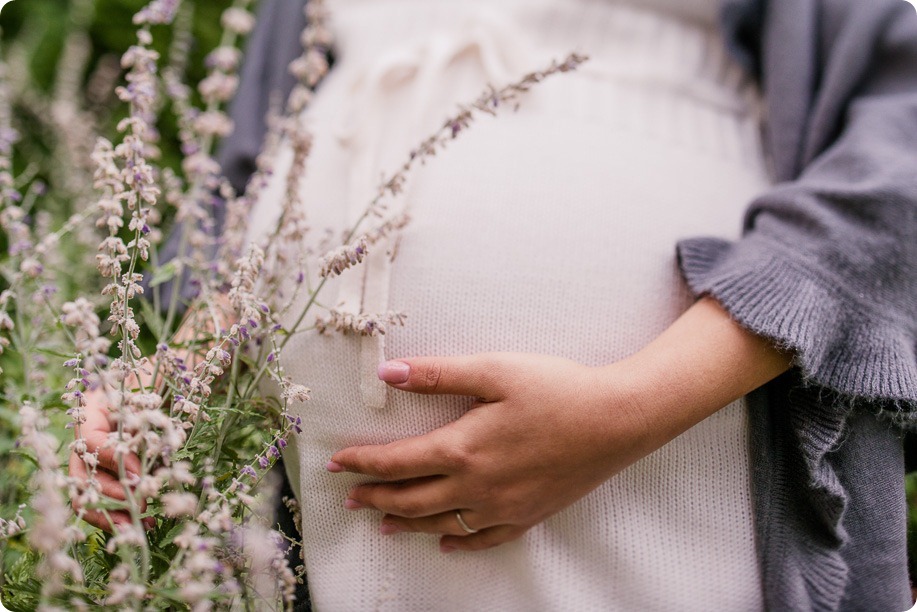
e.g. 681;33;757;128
377;354;506;400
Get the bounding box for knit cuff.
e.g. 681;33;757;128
677;234;917;414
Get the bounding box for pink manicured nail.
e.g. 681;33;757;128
326;461;344;473
380;523;401;535
439;543;456;554
344;499;364;510
377;360;410;384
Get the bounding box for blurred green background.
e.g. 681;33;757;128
0;0;242;173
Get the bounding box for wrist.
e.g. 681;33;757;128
594;297;792;453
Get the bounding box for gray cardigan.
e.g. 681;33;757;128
157;0;917;609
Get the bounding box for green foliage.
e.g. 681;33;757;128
0;1;280;608
1;549;42;612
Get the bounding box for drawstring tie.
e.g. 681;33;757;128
332;13;532;410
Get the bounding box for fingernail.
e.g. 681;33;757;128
377;360;410;384
326;461;344;473
344;498;364;510
380;522;401;535
440;543;456;554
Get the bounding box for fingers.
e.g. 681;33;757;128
378;513;530;553
440;524;529;553
347;477;457;518
69;436;148;533
77;507;132;533
79;430;144;479
330;429;468;481
376;354;506;400
379;509;490;537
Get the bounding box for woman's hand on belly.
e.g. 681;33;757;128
328;297;792;553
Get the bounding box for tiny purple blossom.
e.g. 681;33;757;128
63;359;79;368
258;456;269;469
241;466;256;479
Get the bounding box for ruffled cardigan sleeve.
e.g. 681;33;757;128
679;0;917;411
677;1;917;609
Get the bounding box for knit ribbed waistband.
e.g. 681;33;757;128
329;0;751;103
326;0;765;168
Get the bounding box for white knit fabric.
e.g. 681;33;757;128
247;0;771;609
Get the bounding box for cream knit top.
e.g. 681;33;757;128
247;0;772;609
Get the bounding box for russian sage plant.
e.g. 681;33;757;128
0;0;584;608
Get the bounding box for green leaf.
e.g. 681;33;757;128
158;521;185;548
5;450;37;469
34;347;79;360
147;261;178;288
139;296;166;340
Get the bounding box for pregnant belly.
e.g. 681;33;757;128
256;34;769;606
